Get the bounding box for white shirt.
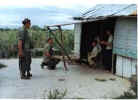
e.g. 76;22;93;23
106;35;113;50
90;45;99;58
94;36;102;52
97;43;102;53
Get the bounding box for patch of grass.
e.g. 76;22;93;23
0;63;7;69
109;78;116;81
47;88;67;99
115;91;137;99
42;89;47;99
95;78;107;82
130;75;137;94
115;75;137;99
58;78;65;82
76;97;85;99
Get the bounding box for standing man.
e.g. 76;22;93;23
18;18;32;79
100;30;113;72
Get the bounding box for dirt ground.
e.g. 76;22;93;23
0;58;131;99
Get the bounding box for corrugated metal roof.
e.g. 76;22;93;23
130;10;137;16
48;4;137;27
76;4;137;19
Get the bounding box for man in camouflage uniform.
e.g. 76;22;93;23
17;18;32;79
41;38;60;70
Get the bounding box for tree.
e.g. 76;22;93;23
31;25;41;30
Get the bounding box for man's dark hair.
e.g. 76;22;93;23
47;38;53;42
106;30;112;34
22;18;31;25
92;40;97;44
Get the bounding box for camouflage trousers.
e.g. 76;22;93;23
19;51;32;76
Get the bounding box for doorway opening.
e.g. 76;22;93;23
80;18;116;73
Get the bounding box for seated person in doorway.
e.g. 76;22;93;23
100;30;113;72
88;40;101;68
41;38;60;70
94;35;102;63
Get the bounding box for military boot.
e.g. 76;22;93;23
21;75;30;79
27;72;32;77
41;63;44;69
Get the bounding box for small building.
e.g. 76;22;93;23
73;4;137;78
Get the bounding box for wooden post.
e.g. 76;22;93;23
47;27;72;62
58;26;68;71
47;26;72;70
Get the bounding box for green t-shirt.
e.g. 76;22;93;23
43;43;53;56
17;27;32;50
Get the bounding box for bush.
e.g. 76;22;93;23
115;75;137;99
47;89;67;99
130;75;137;94
0;63;7;69
0;27;74;58
34;50;43;57
115;91;137;99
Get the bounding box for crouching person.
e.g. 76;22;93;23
41;38;60;70
88;40;101;68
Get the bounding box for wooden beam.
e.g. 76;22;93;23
47;23;76;27
46;16;136;28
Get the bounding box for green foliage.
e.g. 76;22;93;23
0;25;74;58
31;25;41;30
115;91;137;99
47;89;67;99
130;75;137;94
0;63;7;69
51;29;74;54
115;76;137;99
95;78;107;82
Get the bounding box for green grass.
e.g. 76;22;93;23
47;89;67;99
115;75;137;99
109;78;116;81
0;63;7;69
95;78;107;82
0;27;74;58
75;97;85;99
115;91;137;99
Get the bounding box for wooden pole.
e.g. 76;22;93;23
58;26;68;71
47;26;72;62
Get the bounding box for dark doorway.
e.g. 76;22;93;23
80;18;116;73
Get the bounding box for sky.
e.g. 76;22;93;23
0;0;137;29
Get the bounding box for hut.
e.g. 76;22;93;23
73;4;137;78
